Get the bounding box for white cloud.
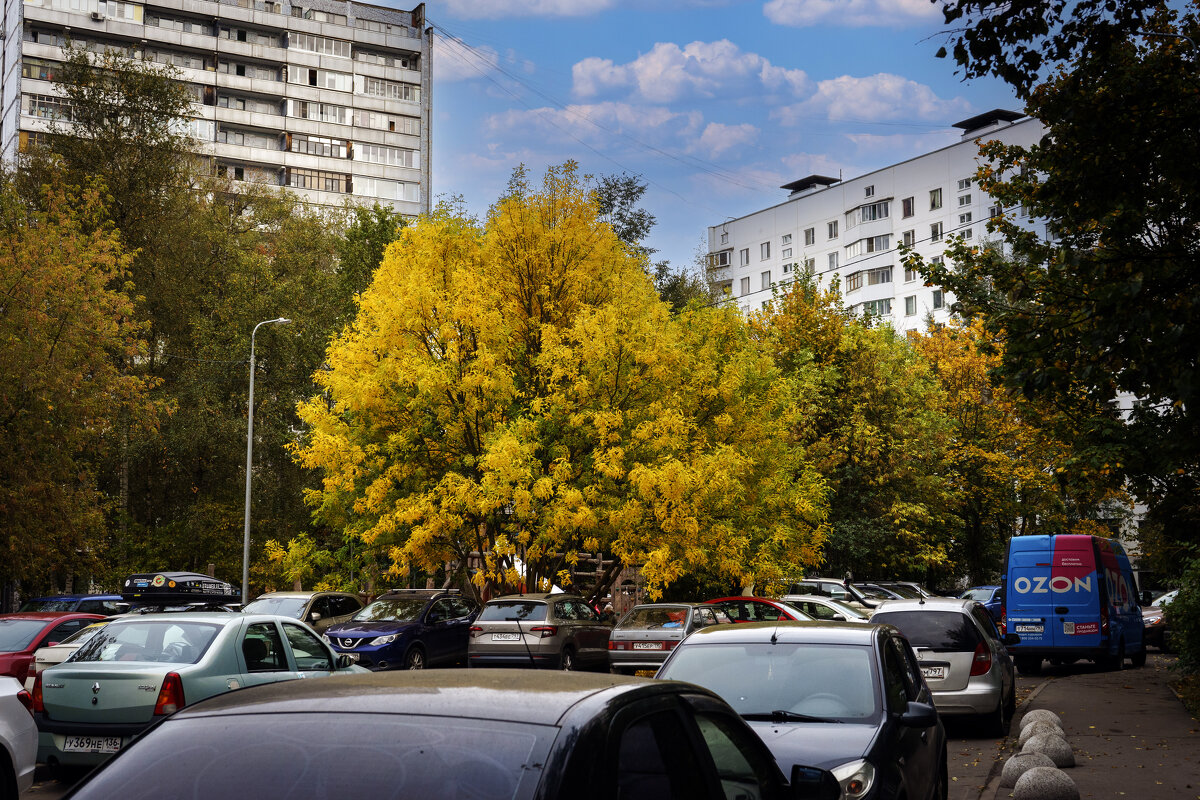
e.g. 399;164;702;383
772;73;972;124
441;0;615;19
764;0;938;27
434;37;500;83
572;40;809;103
692;123;759;158
484;101;703;146
844;130;962;158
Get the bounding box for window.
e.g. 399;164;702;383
866;267;892;286
351;110;421;135
803;258;816;275
781;248;792;259
930;188;943;210
720;231;729;244
781;233;792;245
905;295;917;316
242;623;286;672
281;623;332;671
863;298;892;316
354;178;420;203
904;266;920;282
804;228;815;246
220;26;281;46
287;167;350;193
846;200;889;228
304;8;346;23
959;193;972;207
932;289;945;309
355;49;417;68
902;230;914;247
902;197;914;218
760;242;770;260
289;32;351;58
930;222;943;243
864;185;875;197
289;67;353;92
957;178;972;191
988;205;1002;219
931;255;944;267
827;221;838;239
845;235;890;259
288;99;349;124
828;251;838;270
740;276;750;295
709;251;731;268
761;271;771;290
357;143;419;168
221;128;279;149
290;133;348;158
845;272;863;292
783;262;791;274
358;75;421;102
963;228;973;239
959;212;973;224
739;249;750;267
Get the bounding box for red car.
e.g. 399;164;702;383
0;613;106;684
703;596;812;623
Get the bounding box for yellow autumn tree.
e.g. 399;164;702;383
293;163;827;602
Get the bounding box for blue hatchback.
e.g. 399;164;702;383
323;590;478;670
18;594;126;615
959;586;1001;624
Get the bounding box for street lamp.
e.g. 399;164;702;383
242;317;291;605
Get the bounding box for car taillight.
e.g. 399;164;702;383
469;626;483;636
154;672;185;716
530;626;558;638
969;641;992;677
608;641;622;650
16;689;33;716
32;672;44;714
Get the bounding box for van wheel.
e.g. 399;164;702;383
1015;656;1042;676
1104;640;1126;671
1131;647;1147;668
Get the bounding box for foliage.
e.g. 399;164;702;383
0;175;154;590
1166;556;1200;673
333;203;407;324
294;163;828;603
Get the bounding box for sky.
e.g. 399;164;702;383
417;0;1021;272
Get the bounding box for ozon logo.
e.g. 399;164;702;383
1013;576;1092;594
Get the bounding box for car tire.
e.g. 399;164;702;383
1131;647;1147;668
981;691;1012;738
404;645;426;670
1107;640;1126;671
1015;656;1041;676
936;751;949;800
559;647;576;671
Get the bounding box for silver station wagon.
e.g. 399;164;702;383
468;593;611;671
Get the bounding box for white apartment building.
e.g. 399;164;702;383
0;0;431;215
706;110;1043;330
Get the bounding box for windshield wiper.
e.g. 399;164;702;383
741;710;843;724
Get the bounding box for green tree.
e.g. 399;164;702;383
333;203;407;323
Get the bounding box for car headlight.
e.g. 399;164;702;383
321;634;331;643
831;759;875;799
369;634;399;646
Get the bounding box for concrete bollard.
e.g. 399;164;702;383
1013;766;1079;800
1019;720;1065;747
1022;732;1076;767
1020;709;1064;730
1001;752;1058;787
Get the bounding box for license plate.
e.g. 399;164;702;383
64;736;122;754
491;633;521;641
921;666;946;679
1014;624;1044;634
632;642;662;650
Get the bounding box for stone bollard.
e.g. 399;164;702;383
1020;709;1064;730
1019;720;1065;747
1001;752;1058;787
1022;732;1076;767
1013;766;1079;800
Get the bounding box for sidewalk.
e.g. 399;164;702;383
983;654;1200;799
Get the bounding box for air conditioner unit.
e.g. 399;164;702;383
90;11;104;20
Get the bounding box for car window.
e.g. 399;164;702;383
331;596;362;616
281;623;333;671
309;596;331;620
571;600;600;621
242;622;288;672
887;637;922;702
47;618;91;644
694;712;775;800
447;599;473;619
0;620;55;651
798;600;838;621
352;598;427;622
959;587;994;602
553;601;573;621
71;621;219;664
871;610;982;652
478;601;547;622
427;599;452;623
970;606;1001;641
881;639;910;713
57;623;108;647
243;597;308;619
693;608;718;628
615;711;705;799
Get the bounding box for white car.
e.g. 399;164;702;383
0;675;37;795
781;594;872;623
25;620;111;690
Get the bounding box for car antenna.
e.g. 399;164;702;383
770;628;779;645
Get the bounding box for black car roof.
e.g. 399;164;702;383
683;620;889;645
171;669;696;727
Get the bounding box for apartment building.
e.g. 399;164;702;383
706;110;1043;330
0;0;431;215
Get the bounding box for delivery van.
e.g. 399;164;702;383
1002;534;1145;674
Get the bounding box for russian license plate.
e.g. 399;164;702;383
921;666;946;679
491;633;521;641
1014;624;1044;634
632;642;662;650
64;736;122;754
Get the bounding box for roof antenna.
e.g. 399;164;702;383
770;628;779;645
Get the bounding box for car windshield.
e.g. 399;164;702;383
243;597;308;619
478;601;548;622
70;621;221;664
881;585;922;599
661;642;881;722
69;712;556;800
352;599;427;623
18;599;76;612
854;585;894;600
871;610;982;652
0;619;51;651
57;623;109;647
959;588;994;602
618;606;691;629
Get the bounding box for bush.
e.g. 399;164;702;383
1166;557;1200;673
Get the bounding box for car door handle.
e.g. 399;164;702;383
920;730;928;742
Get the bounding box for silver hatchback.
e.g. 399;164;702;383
608;603;727;674
467;594;611;671
870;597;1017;736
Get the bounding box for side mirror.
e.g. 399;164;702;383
309;612;322;622
336;653;356;669
1003;633;1021;646
789;765;841;800
898;701;938;728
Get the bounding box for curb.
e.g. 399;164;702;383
977;677;1055;800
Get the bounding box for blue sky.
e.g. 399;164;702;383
420;0;1021;271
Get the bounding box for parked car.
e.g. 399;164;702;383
781;594;871;623
24;621;111;690
0;613;106;684
870;597;1017;736
657;621;947;800
323;589;477;670
878;581;942;599
33;612;361;769
468;593;611;671
608;603;727;674
0;676;36;796
703;596;811;623
56;670;840;800
959;586;1003;624
1143;589;1177;650
242;591;364;633
785;578;879;611
17;595;127;616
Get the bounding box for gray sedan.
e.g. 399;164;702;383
608;603;727;674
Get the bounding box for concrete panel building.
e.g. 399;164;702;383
706;110;1044;330
0;0;431;215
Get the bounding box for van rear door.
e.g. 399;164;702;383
1008;535;1101;649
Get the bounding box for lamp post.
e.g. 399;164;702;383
242;317;291;605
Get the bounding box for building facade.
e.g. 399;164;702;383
706;110;1043;330
0;0;431;215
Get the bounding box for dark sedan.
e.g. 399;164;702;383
58;670;840;800
657;621;947;800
